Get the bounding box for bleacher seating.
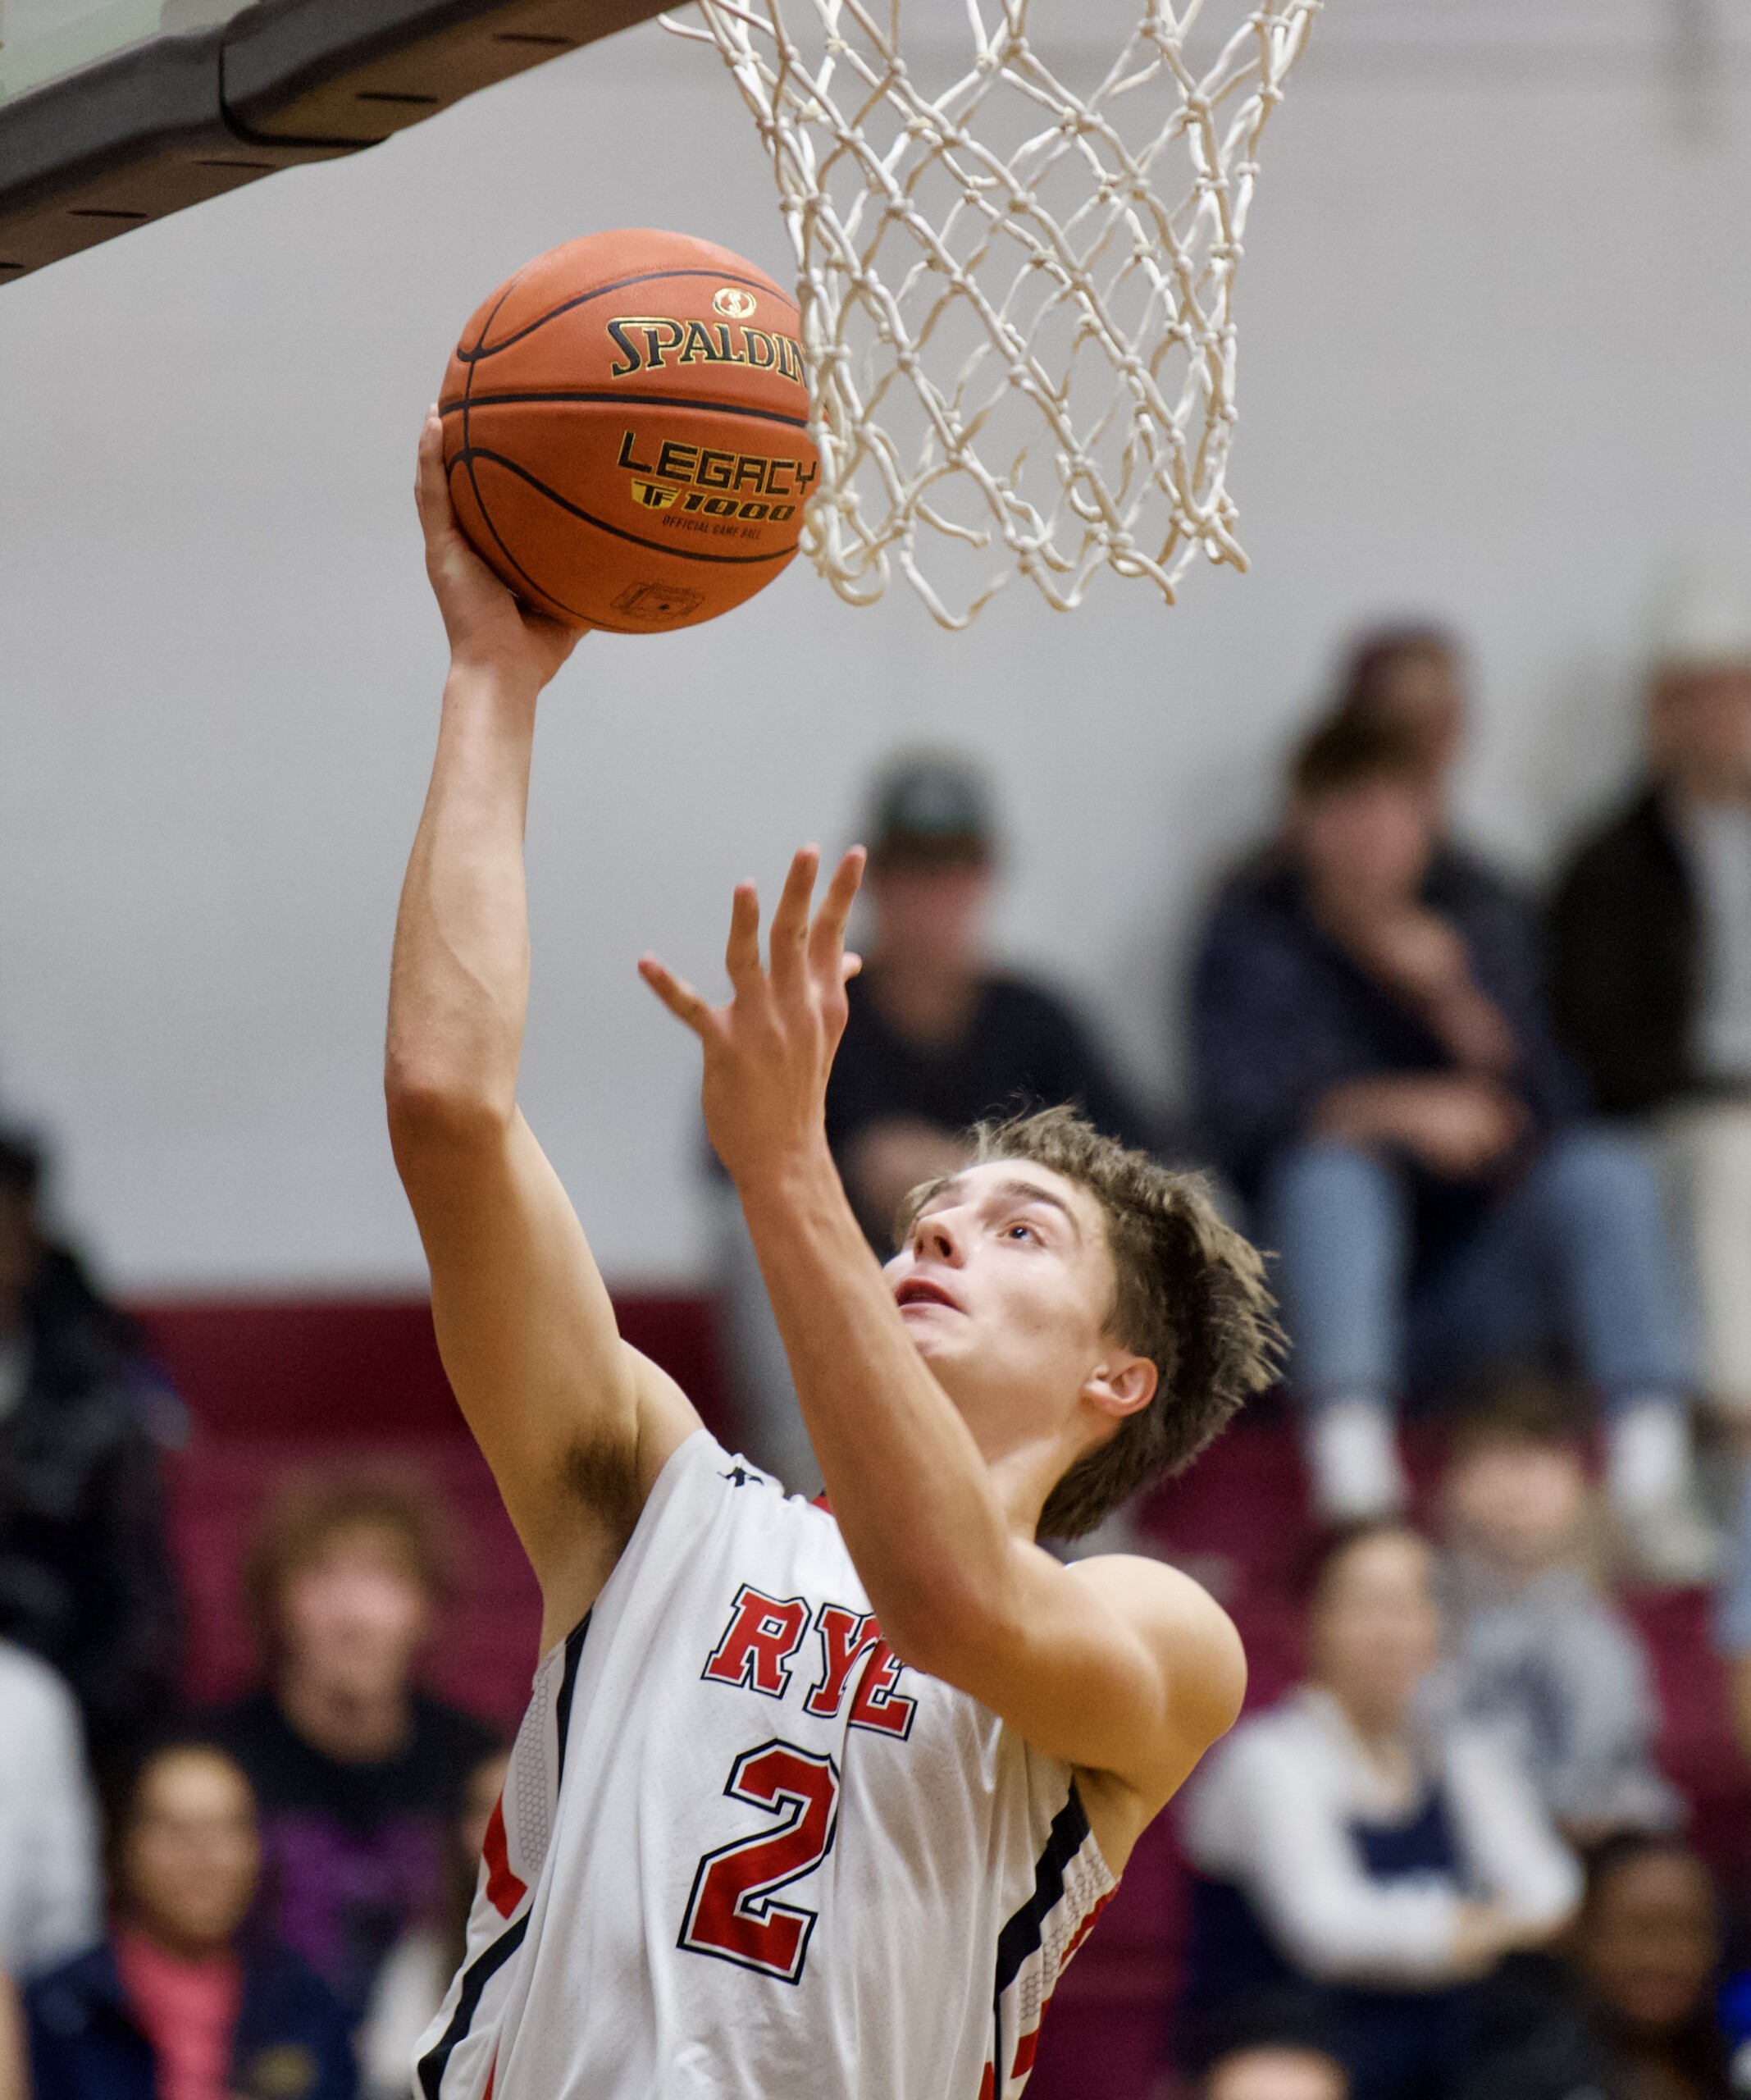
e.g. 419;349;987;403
130;1297;1751;2100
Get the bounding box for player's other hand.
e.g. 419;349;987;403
640;847;865;1188
415;409;584;688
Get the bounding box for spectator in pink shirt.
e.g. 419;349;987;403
24;1741;354;2100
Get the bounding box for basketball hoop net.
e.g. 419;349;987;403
663;0;1319;627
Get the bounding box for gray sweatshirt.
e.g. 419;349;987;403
1435;1554;1681;1834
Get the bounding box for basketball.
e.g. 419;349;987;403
438;230;816;636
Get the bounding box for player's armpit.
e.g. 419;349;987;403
391;1100;702;1642
904;1548;1245;1828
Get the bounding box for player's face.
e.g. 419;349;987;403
883;1159;1150;1449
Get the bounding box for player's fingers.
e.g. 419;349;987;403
809;847;866;974
842;951;864;982
768;847;819;989
414;408;456;543
637;956;711;1038
724;883;764;997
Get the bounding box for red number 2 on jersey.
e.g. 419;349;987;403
679;1741;841;1984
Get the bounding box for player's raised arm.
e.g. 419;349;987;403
388;413;700;1646
642;851;1276;1851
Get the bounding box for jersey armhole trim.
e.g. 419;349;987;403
416;1916;529;2100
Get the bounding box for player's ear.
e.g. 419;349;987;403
1083;1350;1156;1423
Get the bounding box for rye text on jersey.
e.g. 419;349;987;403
416;1434;1115;2100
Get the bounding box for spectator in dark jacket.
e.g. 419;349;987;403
207;1477;498;2024
25;1739;355;2100
0;1131;181;1769
716;751;1155;1491
1191;713;1706;1578
1459;1834;1731;2100
1548;636;1751;1421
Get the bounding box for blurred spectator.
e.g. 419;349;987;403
1711;1466;1751;1777
0;1637;99;1981
207;1477;498;2024
1198;2006;1351;2100
356;1744;507;2100
1459;1834;1731;2100
717;751;1153;1490
1323;625;1521;911
828;753;1153;1235
1191;710;1710;1581
25;1740;355;2100
0;1972;20;2100
1179;1522;1578;2100
0;1130;181;1765
1333;624;1468;794
1548;623;1751;1422
1205;2037;1349;2100
1435;1381;1681;1843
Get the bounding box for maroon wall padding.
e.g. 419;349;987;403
133;1292;732;1442
133;1292;733;1729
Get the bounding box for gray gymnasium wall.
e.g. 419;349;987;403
0;2;1747;1290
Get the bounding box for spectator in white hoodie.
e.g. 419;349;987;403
1178;1522;1579;2100
0;1635;98;1980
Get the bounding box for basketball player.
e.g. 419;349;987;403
392;411;1280;2099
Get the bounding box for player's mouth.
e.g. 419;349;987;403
895;1276;962;1313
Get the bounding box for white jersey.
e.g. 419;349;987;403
416;1429;1115;2100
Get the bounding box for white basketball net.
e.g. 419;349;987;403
663;0;1320;627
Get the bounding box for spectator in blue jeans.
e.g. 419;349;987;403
1191;709;1710;1581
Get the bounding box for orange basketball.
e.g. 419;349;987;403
440;230;817;634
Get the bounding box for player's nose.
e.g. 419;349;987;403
910;1208;964;1265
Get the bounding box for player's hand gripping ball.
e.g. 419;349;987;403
439;229;818;635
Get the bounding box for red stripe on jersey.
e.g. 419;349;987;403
482;1794;527;1919
977;2063;996;2100
1010;2006;1047;2080
1060;1887;1115;1966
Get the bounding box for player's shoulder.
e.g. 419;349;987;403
1067;1551;1247;1740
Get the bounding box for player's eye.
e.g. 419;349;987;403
1003;1220;1039;1244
